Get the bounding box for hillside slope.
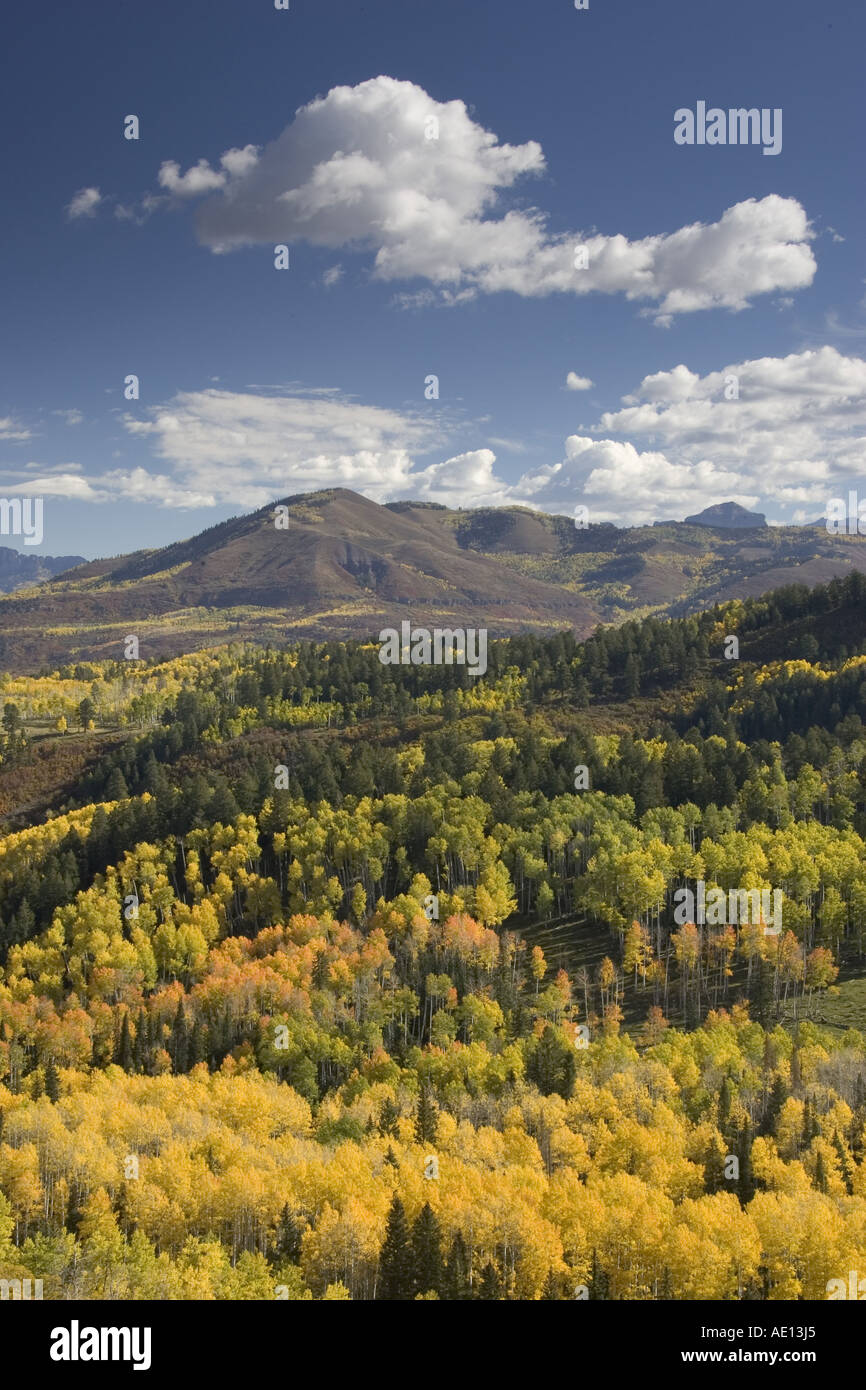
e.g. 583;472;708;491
1;489;865;671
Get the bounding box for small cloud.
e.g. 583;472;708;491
487;436;529;454
112;194;167;226
18;460;83;474
0;417;32;442
158;159;227;197
53;409;84;426
66;187;102;220
566;372;594;391
824;310;866;339
322;265;344;288
5;472;107;500
390;289;439;311
113;202;161;224
156;150;258;201
827;226;845;243
219;145;260;177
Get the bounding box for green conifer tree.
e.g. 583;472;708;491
410;1202;444;1298
377;1195;413;1301
44;1058;60;1103
414;1085;439;1144
444;1232;470;1301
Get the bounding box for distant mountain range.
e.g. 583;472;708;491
0;546;85;595
0;490;858;671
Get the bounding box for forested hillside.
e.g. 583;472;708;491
4;572;866;1298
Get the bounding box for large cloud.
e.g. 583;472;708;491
413;346;866;522
118;388;443;507
510;437;757;524
103;369;801;524
20;347;866;524
594;346;866;510
115;77;815;320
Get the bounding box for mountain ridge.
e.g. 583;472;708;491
0;488;863;672
0;546;86;594
684;501;767;528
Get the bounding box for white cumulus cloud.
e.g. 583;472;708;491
119;387;443;507
15;347;866;526
122;77;816;321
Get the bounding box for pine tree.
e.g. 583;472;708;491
849;1109;866;1162
312;950;330;990
44;1058;60;1103
814;1149;828;1194
410;1202;444;1298
737;1119;756;1206
479;1261;501;1300
801;1097;811;1149
762;1074;787;1137
14;899;34;947
274;1205;302;1264
588;1249;609;1300
443;1231;470;1301
208;780;240;826
117;1014;134;1072
414;1085;439;1144
704;1138;727;1194
105;767;130;800
377;1195;413;1301
717;1076;733;1140
190;1017;207;1067
751;960;770;1026
527;1023;576;1099
169;1001;190;1074
801;1096;819;1147
623;653;640;699
132;1009;146;1074
541;1269;562;1300
379;1097;400;1137
832;1131;853;1195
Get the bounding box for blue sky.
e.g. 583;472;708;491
2;0;864;558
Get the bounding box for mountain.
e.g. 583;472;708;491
0;546;85;594
1;487;866;671
684;501;767;528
